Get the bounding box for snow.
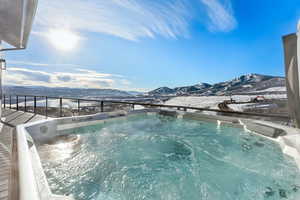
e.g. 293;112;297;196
165;96;230;110
11;99;95;109
11;94;287;113
232;94;286;102
229;103;278;112
245;87;286;93
227;103;254;112
256;87;286;92
134;105;145;110
164;94;287;112
12;99;145;110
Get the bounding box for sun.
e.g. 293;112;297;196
47;29;80;51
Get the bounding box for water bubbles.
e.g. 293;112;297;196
264;187;275;197
241;142;253;152
279;189;287;198
39;114;300;200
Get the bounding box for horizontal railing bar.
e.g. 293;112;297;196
3;94;290;119
6;94;153;102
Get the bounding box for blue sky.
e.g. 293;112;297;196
3;0;300;92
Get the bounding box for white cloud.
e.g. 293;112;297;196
4;60;146;90
3;67;131;90
34;0;237;41
7;60;125;78
200;0;237;32
35;0;192;41
7;60;84;68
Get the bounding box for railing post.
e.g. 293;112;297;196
16;95;19;111
45;96;48;117
24;96;27;112
59;98;63;117
9;95;11;109
101;101;104;112
3;94;5;108
34;96;36;114
132;103;135;110
77;99;80;115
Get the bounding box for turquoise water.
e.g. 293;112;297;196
38;114;300;200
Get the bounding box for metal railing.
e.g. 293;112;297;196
2;94;290;120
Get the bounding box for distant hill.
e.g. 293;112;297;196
4;74;286;98
148;74;286;96
148;87;176;96
3;86;142;98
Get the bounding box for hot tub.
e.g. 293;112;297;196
17;109;300;200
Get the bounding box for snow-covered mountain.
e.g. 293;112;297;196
174;83;212;95
4;86;141;98
148;87;176;96
148;74;286;96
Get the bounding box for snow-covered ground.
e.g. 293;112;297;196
11;99;146;110
227;103;255;112
245;87;286;93
10;99;95;109
165;96;230;109
165;94;287;112
10;94;287;113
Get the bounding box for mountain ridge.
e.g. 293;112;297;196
3;85;141;98
148;74;286;96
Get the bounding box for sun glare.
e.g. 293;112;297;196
47;29;80;51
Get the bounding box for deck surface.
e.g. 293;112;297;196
0;109;46;200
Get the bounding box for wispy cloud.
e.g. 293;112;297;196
200;0;237;32
34;0;237;41
4;67;130;89
35;0;192;41
7;60;124;78
7;60;84;68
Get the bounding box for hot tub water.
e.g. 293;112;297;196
37;114;300;200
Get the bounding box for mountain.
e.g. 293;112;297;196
3;86;139;98
148;74;286;96
4;74;286;98
174;83;212;95
148;87;175;96
126;91;144;96
207;74;285;95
